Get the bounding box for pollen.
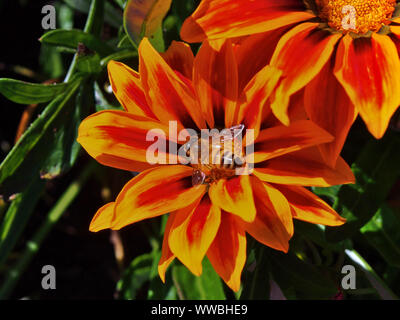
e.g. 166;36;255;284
316;0;396;34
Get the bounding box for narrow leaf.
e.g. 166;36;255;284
361;204;400;268
40;29;114;57
172;257;226;300
0;76;83;198
63;0;122;29
0;176;46;267
0;79;67;105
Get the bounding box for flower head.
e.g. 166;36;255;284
181;0;400;165
77;38;354;291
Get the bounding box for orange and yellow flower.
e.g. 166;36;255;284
77;38;354;291
181;0;400;165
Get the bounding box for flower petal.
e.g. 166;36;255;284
139;38;206;130
161;40;194;79
193;39;238;128
209;175;256;222
207;212;246;292
112;165;207;230
180;0;314;42
89;202;115;232
108;60;156;118
77;110;172;171
270;23;342;125
234;27;291;93
254;147;355;187
238;179;292;252
274;184;346;226
304;60;357;167
169;195;221;276
334;33;400;139
250;120;334;163
236;65;282;138
159;213;177;283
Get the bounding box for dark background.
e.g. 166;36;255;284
0;0;152;299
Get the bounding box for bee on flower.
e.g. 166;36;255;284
181;0;400;167
77;38;354;291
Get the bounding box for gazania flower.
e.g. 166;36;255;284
181;0;400;165
77;37;354;291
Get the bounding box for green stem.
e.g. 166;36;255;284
0;162;96;299
305;238;322;266
64;0;105;83
100;50;138;67
345;249;399;300
83;0;104;36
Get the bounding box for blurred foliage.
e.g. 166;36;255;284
0;0;399;300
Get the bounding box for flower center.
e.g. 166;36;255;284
185;125;246;185
315;0;396;34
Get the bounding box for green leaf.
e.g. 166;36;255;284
57;3;74;30
117;34;135;48
0;76;84;198
326;133;400;242
361;204;400;268
40;78;94;179
268;249;338;299
76;53;102;74
117;253;154;299
39;44;65;79
40;29;114;57
172;258;226;300
113;0;126;9
0;176;46;268
240;244;271;300
123;0;172;51
63;0;122;29
0;79;68;105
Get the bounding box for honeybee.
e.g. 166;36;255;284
185;125;246;185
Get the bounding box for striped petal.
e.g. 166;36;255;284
161;40;194;79
274;184;346;226
207;212;246;292
139;38;206;130
180;0;314;42
158;213;177;283
250;120;334;163
77;110;172;171
254;147;355;187
209;174;256;222
107;60;155;118
169;195;221;276
304;60;357;167
193;39;238;128
238;178;292;252
270;23;342;125
89;202;115;232
111;165;206;230
234;27;290;93
334;33;400;139
236;65;282;139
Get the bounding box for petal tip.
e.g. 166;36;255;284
180;17;206;43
